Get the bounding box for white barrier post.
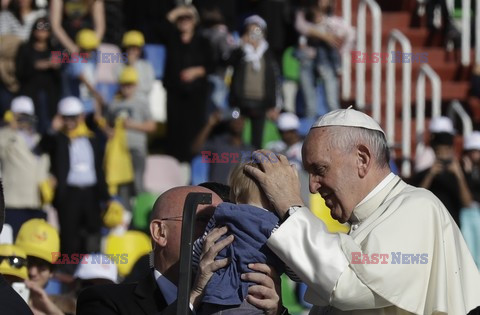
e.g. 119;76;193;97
476;0;480;64
448;100;473;137
355;0;382;122
415;64;442;153
461;0;471;66
385;30;412;178
341;0;352;100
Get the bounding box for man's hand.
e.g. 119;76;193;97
26;280;64;315
180;66;205;83
245;150;305;219
242;263;284;315
190;226;234;308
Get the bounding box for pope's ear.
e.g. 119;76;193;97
356;144;372;178
150;219;167;248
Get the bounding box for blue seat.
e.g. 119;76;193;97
299;117;316;137
144;44;166;80
191;154;210;185
96;82;119;105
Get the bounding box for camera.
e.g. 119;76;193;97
438;158;452;168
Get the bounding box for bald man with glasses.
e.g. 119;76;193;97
77;185;283;315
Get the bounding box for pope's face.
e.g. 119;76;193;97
303;128;360;223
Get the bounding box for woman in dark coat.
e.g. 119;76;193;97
160;5;214;162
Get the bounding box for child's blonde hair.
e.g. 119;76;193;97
228;161;262;204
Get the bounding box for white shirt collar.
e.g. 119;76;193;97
154;269;177;305
356;172;396;208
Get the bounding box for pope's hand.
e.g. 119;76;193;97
245;150;305;219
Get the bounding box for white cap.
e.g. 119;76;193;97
429;116;455;134
312;106;385;136
244;15;267;30
11;96;34;115
58;97;84;116
74;254;118;283
277;112;299;131
464;131;480;150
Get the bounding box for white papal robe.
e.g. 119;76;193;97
268;175;480;314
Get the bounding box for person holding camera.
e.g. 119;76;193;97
0;96;50;238
192;108;254;185
412;128;473;227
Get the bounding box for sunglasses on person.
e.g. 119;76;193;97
35;21;51;31
177;14;194;21
0;256;27;269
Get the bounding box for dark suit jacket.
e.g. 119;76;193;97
76;271;184;315
0;275;33;315
40;131;110;208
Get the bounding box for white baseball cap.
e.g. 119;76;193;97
312;106;385;136
429;116;455;134
464;131;480;151
58;97;84;116
74;254;118;283
11;96;34;115
244;15;267;31
277;112;299;131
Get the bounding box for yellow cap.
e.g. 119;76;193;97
104;231;151;276
0;244;28;280
122;30;145;47
103;201;124;228
15;219;60;263
76;29;99;50
119;66;138;85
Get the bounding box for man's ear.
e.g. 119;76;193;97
357;144;372;178
150;220;167;248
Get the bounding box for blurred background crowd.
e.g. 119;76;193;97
0;0;479;314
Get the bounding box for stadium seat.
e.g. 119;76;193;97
143;155;187;194
144;44;166;80
310;194;350;234
132;192;158;231
281;274;306;315
242;119;281;148
191;154;210;185
104;230;152;277
298;117;316;137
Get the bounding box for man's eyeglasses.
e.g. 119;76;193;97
159;215;183;222
159;215;211;224
0;256;27;269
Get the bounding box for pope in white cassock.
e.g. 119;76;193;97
245;108;480;314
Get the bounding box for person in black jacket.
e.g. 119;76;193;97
158;5;215;162
228;15;280;149
77;185;285;315
0;181;34;315
41;97;110;274
15;17;61;135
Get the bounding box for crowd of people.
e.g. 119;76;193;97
0;0;480;314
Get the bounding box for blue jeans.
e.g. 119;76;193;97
208;74;228;112
316;45;340;112
297;49;318;118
